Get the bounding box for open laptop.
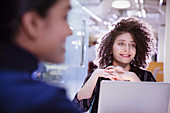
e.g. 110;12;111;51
98;80;170;113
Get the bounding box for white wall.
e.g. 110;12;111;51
157;26;165;62
159;1;170;112
164;0;170;83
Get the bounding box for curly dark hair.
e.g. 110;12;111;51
96;17;156;70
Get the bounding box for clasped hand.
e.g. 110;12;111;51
93;66;141;82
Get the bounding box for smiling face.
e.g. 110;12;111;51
112;32;136;67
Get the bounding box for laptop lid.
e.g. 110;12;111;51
98;80;170;113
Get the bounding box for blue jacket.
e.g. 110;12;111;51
0;44;81;113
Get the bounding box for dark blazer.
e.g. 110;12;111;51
0;44;81;113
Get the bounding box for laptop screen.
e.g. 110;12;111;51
98;81;170;113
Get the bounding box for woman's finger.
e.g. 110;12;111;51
105;66;115;70
105;66;125;73
114;66;125;73
102;73;124;81
104;69;116;73
111;73;124;81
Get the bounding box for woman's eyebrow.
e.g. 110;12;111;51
116;39;125;42
130;41;135;43
116;40;135;43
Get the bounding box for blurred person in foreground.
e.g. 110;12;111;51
0;0;82;113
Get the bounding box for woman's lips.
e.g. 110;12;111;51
120;54;131;58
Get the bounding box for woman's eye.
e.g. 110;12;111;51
130;43;136;47
118;42;124;46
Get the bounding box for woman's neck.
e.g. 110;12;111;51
113;61;130;71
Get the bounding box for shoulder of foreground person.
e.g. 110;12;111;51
0;70;82;113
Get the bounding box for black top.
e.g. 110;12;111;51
73;66;156;113
0;44;38;73
0;44;81;113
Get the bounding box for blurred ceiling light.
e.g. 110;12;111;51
82;6;103;22
74;0;103;23
112;0;131;9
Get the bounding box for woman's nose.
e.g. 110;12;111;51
124;44;130;52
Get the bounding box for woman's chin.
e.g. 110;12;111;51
53;57;65;64
42;56;65;64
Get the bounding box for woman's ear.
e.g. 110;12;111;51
21;11;44;41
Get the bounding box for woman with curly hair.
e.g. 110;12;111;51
73;17;156;113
